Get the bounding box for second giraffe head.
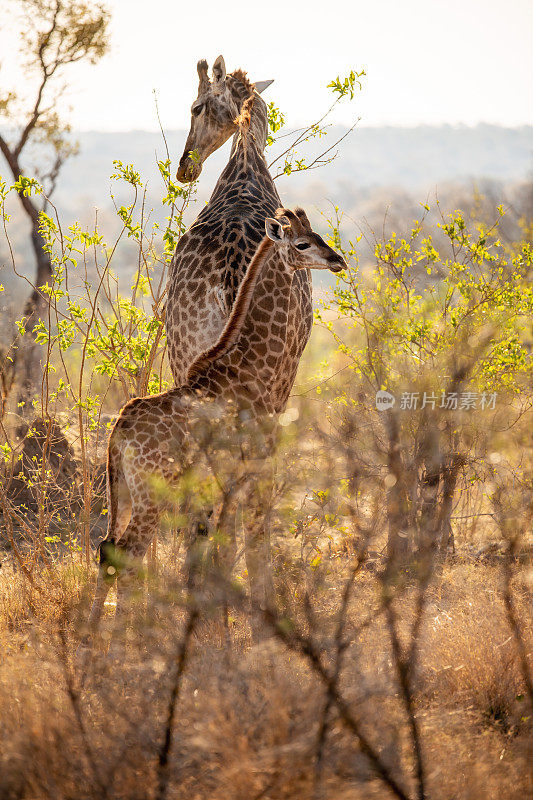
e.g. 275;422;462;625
266;207;347;273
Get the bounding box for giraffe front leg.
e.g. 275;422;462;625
110;498;162;655
244;467;275;643
216;502;238;583
245;516;275;642
76;534;126;679
76;565;114;681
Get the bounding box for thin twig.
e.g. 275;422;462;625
57;627;110;799
314;552;366;797
156;604;199;800
502;550;533;707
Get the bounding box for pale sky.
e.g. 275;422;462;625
1;0;532;131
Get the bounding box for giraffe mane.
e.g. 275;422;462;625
185;235;274;384
228;70;256;132
234;95;254;129
229;68;255;97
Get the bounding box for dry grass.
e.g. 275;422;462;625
0;550;531;800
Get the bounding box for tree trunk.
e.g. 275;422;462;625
16;222;53;416
417;420;441;561
385;410;411;563
437;454;464;557
0;140;53;419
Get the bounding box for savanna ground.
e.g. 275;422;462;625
0;481;531;800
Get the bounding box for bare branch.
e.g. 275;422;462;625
156;604;199;800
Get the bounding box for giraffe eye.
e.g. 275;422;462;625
192;104;203;117
295;242;311;251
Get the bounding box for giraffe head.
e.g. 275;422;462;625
177;55;273;182
265;208;347;273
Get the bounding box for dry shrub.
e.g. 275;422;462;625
6;417;79;513
0;594;395;799
419;564;532;733
0;552;532;800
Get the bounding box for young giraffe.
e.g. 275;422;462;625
86;209;346;636
168;56;312;411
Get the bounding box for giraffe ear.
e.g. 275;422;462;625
254;79;274;94
265;218;285;242
197;59;210;95
212;55;226;85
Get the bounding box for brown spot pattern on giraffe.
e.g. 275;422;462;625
165;67;312;411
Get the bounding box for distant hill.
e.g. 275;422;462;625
50;124;532;215
1;124;531;296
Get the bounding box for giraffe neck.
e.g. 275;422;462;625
186;236;274;382
195;85;278;217
188;248;294;408
237;247;294;380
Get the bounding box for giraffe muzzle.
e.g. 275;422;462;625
328;259;346;274
176;154;203;183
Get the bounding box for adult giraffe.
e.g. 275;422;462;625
167;56;313;410
166;58;314;633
